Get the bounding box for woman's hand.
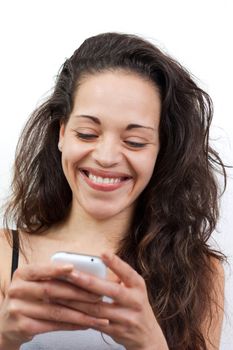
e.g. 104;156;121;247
55;252;169;350
0;263;109;349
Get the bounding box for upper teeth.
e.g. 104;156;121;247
88;173;121;184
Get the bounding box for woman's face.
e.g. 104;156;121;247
59;70;161;220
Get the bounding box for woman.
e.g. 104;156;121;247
0;32;226;349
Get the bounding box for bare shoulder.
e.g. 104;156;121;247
202;257;225;349
0;229;13;297
211;255;225;275
210;257;225;302
0;229;12;267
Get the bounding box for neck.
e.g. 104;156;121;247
52;201;133;253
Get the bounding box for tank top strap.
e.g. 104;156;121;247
11;229;19;279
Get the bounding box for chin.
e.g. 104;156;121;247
83;201;130;221
75;195;134;221
86;202;135;222
86;209;120;221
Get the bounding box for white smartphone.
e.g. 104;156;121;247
51;252;112;303
51;251;107;279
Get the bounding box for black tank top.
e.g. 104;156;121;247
11;229;19;279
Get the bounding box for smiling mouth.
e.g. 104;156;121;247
80;170;131;185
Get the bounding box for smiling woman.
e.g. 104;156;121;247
58;71;160;220
0;32;226;350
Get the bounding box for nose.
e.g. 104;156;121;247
92;136;123;168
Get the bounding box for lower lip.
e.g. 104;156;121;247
79;171;131;192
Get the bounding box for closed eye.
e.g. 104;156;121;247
74;131;147;148
125;141;147;148
75;132;98;140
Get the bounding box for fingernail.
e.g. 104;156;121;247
95;319;109;326
61;264;74;271
101;252;112;260
65;273;79;283
70;271;80;280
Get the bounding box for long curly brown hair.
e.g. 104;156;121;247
4;32;226;349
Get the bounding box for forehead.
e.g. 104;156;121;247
70;70;161;126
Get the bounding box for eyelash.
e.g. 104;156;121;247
75;132;147;148
75;132;97;140
125;141;146;148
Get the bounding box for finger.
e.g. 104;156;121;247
17;315;89;339
101;252;143;288
67;272;132;306
14;263;74;282
57;299;129;324
12;299;109;328
8;279;101;303
92;322;120;336
92;320;127;341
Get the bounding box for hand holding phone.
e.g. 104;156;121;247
51;252;107;278
51;252;113;303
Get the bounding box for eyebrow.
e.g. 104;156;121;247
75;114;155;131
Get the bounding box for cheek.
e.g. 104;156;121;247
62;142;90;164
131;150;158;182
61;143;92;178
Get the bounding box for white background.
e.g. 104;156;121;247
0;0;232;348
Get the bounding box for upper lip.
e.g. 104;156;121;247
79;167;132;179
